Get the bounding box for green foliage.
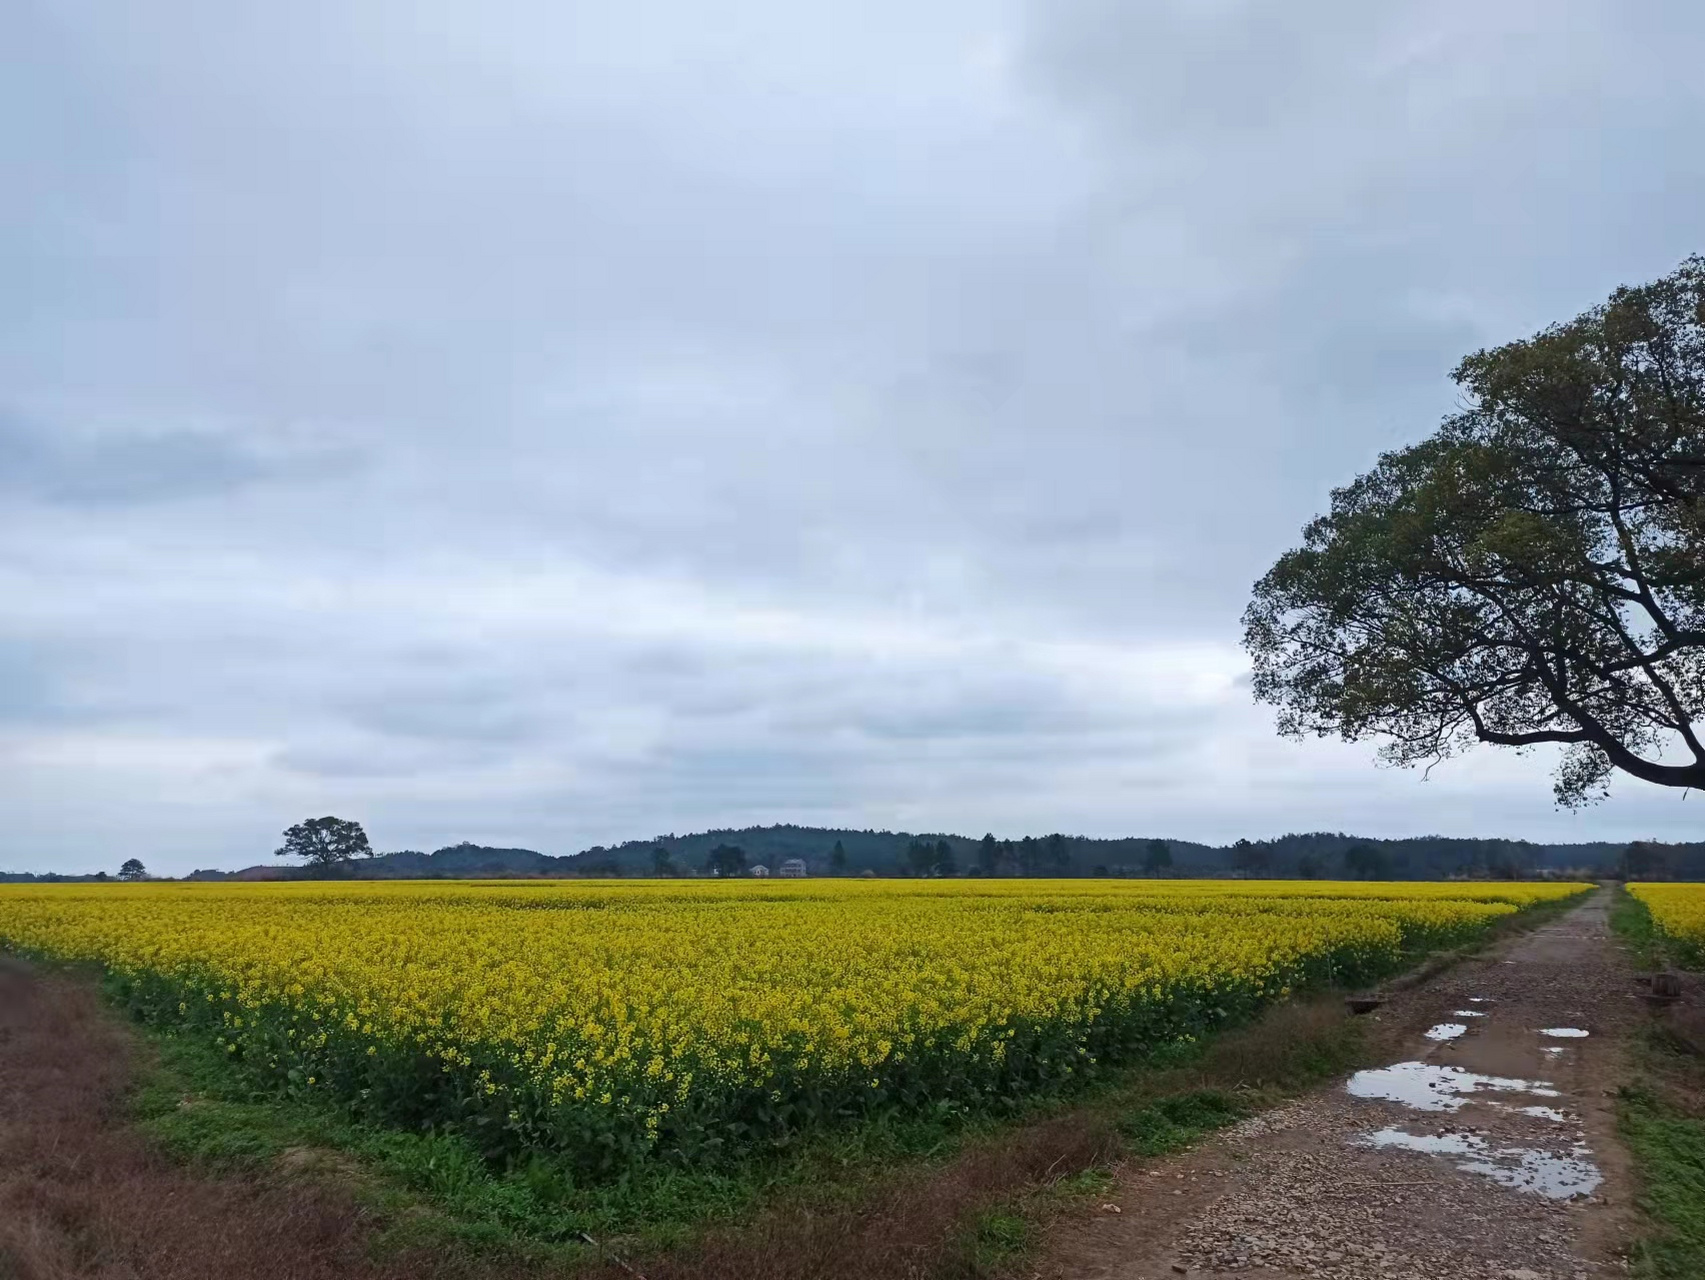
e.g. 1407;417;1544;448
136;1025;766;1260
276;816;373;867
118;858;147;881
1621;1084;1705;1278
1245;255;1705;808
703;843;747;877
1232;838;1270;876
1624;841;1676;881
966;1208;1031;1272
1613;887;1671;969
1119;1089;1247;1156
1343;843;1390;880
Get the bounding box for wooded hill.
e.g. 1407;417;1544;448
80;825;1701;882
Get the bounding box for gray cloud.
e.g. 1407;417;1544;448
2;0;1703;873
0;411;337;506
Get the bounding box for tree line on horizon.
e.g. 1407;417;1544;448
16;820;1701;884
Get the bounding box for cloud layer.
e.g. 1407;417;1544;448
4;0;1704;872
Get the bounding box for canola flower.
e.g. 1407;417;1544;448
0;877;1585;1177
1627;882;1705;966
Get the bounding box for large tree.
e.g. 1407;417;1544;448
1245;257;1705;806
276;816;374;867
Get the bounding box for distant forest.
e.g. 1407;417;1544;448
10;824;1699;883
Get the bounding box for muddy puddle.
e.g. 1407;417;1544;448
1358;1127;1600;1199
1345;1061;1560;1112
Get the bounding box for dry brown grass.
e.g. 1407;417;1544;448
581;1109;1121;1280
0;957;470;1280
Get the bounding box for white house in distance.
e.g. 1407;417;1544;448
779;858;807;878
749;864;771;877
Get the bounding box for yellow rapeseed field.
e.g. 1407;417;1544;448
1627;882;1705;964
0;877;1584;1176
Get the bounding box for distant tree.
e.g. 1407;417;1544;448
1017;836;1040;876
1296;853;1323;880
117;858;147;881
1620;840;1671;880
830;840;848;874
1343;842;1391;880
1142;839;1172;876
1046;833;1070;874
1232;838;1270;877
651;846;674;877
935;839;957;877
978;833;1001;876
1245;258;1705;810
906;839;935;877
704;844;747;877
1091;863;1110;877
276;816;373;868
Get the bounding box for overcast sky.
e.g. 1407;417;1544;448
5;1;1705;874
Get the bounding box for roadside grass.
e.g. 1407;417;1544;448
1612;884;1705;1279
1613;886;1670;970
93;893;1579;1280
1619;1056;1705;1279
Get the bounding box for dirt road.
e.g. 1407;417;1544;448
1038;889;1642;1280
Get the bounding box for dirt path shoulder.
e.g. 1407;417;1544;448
1036;888;1642;1280
0;956;437;1280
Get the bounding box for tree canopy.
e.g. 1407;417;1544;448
1245;257;1705;806
118;857;147;881
276;816;373;866
704;843;747;877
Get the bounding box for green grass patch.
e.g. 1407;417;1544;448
965;1209;1032;1274
1621;1082;1705;1279
1613;886;1669;970
134;1027;750;1265
1119;1089;1248;1157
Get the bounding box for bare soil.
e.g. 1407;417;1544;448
1035;888;1643;1280
0;956;433;1280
